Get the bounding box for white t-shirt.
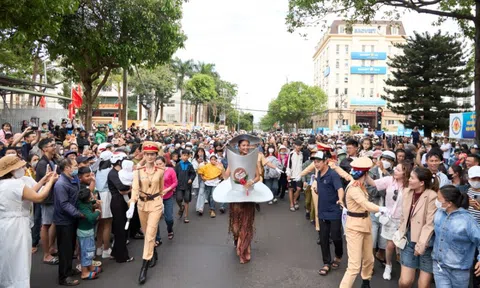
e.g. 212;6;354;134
440;143;452;160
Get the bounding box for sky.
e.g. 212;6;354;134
175;0;461;122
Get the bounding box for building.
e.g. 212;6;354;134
312;20;407;134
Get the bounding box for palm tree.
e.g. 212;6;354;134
171;57;194;122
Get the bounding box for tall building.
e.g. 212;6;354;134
312;20;407;133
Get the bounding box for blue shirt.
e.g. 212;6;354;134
317;167;343;220
53;173;82;226
432;208;480;270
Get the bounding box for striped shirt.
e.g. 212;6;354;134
467;188;480;224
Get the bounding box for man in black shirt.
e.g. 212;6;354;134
411;126;420;146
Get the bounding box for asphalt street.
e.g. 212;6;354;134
31;197;403;288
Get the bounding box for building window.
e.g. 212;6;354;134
339;26;345;34
370;60;374;66
370;45;374;52
166;114;175;122
335;101;339;108
344;60;349;69
336;44;340;55
391;26;399;35
343;119;349;125
361;60;366;67
370;88;374;98
344;74;349;83
345;45;349;54
386;120;396;125
344;88;348;96
335;73;339;84
370;75;374;84
335;88;339;95
336;59;340;68
361;88;365;97
362;45;366;52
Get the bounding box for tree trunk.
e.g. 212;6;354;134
194;103;198;126
160;104;164;122
30;53;40;106
83;81;93;131
475;10;480;142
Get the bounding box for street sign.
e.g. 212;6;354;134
375;130;384;136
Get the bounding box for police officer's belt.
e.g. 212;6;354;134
139;192;161;202
347;211;368;218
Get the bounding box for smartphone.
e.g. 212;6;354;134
474;195;480;204
53;165;58;173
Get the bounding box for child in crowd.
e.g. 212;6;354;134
174;150;196;223
197;155;224;218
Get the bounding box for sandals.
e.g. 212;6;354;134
184;218;190;223
331;258;342;270
59;277;80;286
43;257;59;265
155;240;162;247
318;265;331;276
81;271;98;280
168;232;174;240
126;256;134;262
93;266;102;274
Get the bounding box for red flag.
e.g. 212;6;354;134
71;86;83;108
68;103;75;119
39;96;46;108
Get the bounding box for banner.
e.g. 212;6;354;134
350;66;387;74
449;112;475;139
351;52;387;60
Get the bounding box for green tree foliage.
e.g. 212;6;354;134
259;113;278;131
130;65;176;123
382;32;472;138
267;81;327;131
171;57;195;122
47;0;186;129
286;0;480;139
184;74;218;125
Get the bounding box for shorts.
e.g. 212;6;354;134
78;236;95;267
41;204;54;225
289;180;303;190
176;188;192;203
99;191;112;218
400;231;433;273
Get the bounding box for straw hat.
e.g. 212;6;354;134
0;155;26;177
350;157;373;172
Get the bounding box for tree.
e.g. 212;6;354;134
268;81;327;131
259;113;277;131
383;32;472;137
286;0;480;140
171;57;195;122
183;74;218;125
47;0;185;129
209;80;237;124
131;65;176;123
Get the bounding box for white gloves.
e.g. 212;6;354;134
275;168;284;174
126;203;135;219
378;206;390;215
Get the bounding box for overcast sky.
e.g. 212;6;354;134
175;0;461;122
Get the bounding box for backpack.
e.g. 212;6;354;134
264;156;281;179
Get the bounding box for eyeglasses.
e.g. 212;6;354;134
393;190;399;201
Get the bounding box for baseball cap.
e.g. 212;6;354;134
64;150;77;158
76;156;90;163
472;144;479;149
100;151;113;161
469;166;480;179
98;142;113;151
310;151;325;160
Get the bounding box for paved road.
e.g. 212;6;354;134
31;197;402;288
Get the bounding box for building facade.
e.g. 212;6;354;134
312;20;407;133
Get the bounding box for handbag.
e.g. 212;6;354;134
392;230;407;249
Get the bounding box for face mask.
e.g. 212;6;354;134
169;148;175;153
350;169;367;180
469;180;480;189
447;174;454;180
381;160;391;170
13;168;25;179
181;145;185;149
71;169;79;177
186;147;191;151
31;161;39;169
435;199;446;211
125;146;131;153
268;148;274;153
59;150;64;155
280;151;287;155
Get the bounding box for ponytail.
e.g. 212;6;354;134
440;185;469;209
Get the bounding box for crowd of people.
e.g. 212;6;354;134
1;118;480;288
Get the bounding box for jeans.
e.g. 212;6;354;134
204;185;216;210
370;212;386;250
32;203;42;247
264;178;279;198
78;235;95;267
433;261;470;288
156;197;174;242
195;180;206;212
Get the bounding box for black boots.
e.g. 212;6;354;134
361;279;371;288
138;260;149;284
149;249;158;268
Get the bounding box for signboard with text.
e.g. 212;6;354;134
350;66;387;74
353;27;378;34
450;112;476;139
351;52;387;60
350;98;386;106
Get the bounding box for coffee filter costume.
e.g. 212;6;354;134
213;134;273;203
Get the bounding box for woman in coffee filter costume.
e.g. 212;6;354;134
127;141;165;284
213;134;273;264
339;157;389;288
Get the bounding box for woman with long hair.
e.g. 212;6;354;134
397;167;438;288
95;151;114;259
155;156;177;244
277;145;289;199
365;160;413;280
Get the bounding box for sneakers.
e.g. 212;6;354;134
273;198;278;203
383;264;392;280
102;248;112;259
294;203;299;210
268;201;273;205
219;207;226;214
96;248;103;257
210;210;216;218
289;206;296;212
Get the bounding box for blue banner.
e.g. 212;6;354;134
462;112;476;139
323;67;330;77
350;66;387;74
350;98;386;106
351;52;387;60
449;112;475;139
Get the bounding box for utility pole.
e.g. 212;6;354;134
122;68;128;130
236;95;240;132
